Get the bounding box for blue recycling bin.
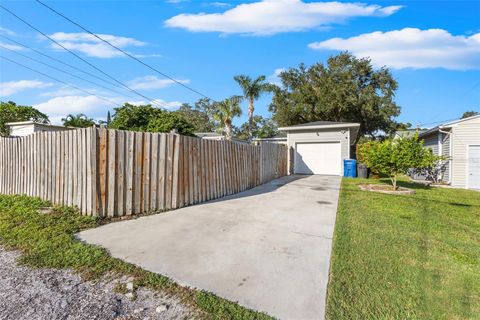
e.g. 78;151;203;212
344;159;357;177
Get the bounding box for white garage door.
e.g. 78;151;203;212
468;145;480;190
294;142;341;175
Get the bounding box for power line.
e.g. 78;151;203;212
0;34;124;90
0;4;166;109
35;0;212;100
1;55;120;108
0;44;139;99
418;117;460;127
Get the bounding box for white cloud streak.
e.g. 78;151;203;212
267;68;286;86
0;42;24;51
0;26;15;36
309;28;480;70
48;32;146;58
0;80;53;96
127;75;190;90
165;0;402;36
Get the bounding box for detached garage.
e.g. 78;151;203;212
278;121;360;176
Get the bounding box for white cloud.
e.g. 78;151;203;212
125;98;183;110
132;53;163;58
0;80;53;96
34;95;113;124
0;42;24;51
165;0;402;36
47;32;146;58
35;93;185;124
309;28;480;70
153;99;183;110
267;68;286;86
0;26;15;36
203;2;232;8
127;75;190;90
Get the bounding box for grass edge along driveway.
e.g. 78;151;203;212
326;178;480;319
0;195;273;320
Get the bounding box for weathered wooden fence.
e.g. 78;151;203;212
0;127;288;216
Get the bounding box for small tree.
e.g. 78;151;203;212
213;96;242;140
62;113;96;128
108;103;195;135
235;115;278;140
234;75;271;139
361;135;439;190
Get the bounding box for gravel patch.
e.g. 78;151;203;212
0;247;195;320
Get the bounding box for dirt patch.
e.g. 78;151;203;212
0;246;194;320
359;184;415;195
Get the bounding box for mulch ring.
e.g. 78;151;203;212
359;184;416;195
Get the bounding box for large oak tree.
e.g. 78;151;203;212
269;52;400;142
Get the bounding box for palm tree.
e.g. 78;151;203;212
213;96;242;140
62;113;96;128
233;74;271;138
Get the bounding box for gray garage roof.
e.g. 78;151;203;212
278;121;359;131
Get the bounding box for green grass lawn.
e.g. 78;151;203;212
327;178;480;319
0;195;271;320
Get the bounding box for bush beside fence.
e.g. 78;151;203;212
0;127;288;216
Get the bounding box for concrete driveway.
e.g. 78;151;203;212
78;175;341;320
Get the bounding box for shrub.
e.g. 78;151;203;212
361;135;440;190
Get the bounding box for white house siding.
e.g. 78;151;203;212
423;133;439;154
420;132;452;182
442;133;451;182
10;124;35;137
286;128;350;175
8;123;72;137
451;117;480;188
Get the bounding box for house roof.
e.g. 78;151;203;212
395;129;427;138
5;121;70;130
278;121;359;130
419;114;480;138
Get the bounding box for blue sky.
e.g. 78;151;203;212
0;0;479;128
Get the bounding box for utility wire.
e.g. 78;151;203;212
35;0;211;100
0;4;166;108
418;117;460;127
0;34;124;90
0;44;139;99
1;55;121;108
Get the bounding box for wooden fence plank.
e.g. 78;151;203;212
158;134;166;210
143;132;151;213
125;131;134;215
150;133;158;211
107;129;116;217
134;131;143;214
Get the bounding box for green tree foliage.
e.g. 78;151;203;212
175;102;215;133
461;110;479;119
269;52;400;142
62;113;96;128
147;112;195;135
108;103;195;135
106;111;112;126
235;115;278;141
0;101;49;136
234;75;272;139
358;135;440;190
213;96;243;140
